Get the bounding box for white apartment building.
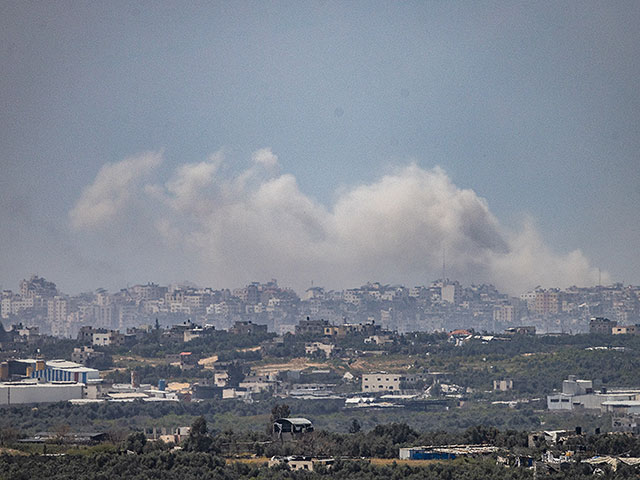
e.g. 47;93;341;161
170;303;191;314
92;331;124;347
47;296;68;325
493;304;517;323
362;373;402;392
520;291;537;310
343;289;363;305
441;283;461;305
361;372;429;393
1;296;36;319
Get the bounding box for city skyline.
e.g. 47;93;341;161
0;272;633;298
3;272;638;340
2;2;639;294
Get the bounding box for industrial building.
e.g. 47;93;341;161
601;400;640;415
0;356;102;405
399;444;499;460
33;360;100;384
1;358;99;384
0;380;84;405
547;376;640;411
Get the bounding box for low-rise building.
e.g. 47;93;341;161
268;456;333;471
230;321;267;335
295;318;331;336
601;400;640;415
364;335;393;345
180;352;197;369
493;379;514;391
238;380;274;393
528;430;576;448
612;325;638;335
305;342;335;358
183;328;204;342
547;376;640;411
589;317;617;334
362;372;401;392
222;387;250;400
0;380;84;405
71;346;104;365
272;417;314;440
155;426;191;444
92;330;125;347
612;415;640;433
399;444;498;460
361;372;429;393
504;326;535;335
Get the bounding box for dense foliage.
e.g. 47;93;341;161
3;451;640;479
0;452;536;480
0;396;611;438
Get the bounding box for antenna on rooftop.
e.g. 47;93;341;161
598;268;601;287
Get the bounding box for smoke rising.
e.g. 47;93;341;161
69;149;606;293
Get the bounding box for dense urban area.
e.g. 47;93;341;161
2;275;640;479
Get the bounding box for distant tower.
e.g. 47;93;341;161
442;247;446;285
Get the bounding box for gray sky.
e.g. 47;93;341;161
1;1;639;294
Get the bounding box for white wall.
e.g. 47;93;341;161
0;383;83;405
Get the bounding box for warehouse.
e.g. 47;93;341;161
0;380;84;405
399;444;499;460
272;418;314;439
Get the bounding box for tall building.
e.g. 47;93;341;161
47;296;68;326
441;282;461;305
589;317;617;334
20;275;57;299
532;290;561;316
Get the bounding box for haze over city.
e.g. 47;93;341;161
2;2;639;294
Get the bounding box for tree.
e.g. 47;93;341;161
53;423;70;444
183;416;213;452
270;404;291;422
226;361;245;387
0;425;18;446
349;419;362;434
268;404;291;435
124;431;147;454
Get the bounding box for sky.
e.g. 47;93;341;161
1;1;639;295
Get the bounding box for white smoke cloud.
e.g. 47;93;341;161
69;151;162;230
70;149;606;293
251;147;279;169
